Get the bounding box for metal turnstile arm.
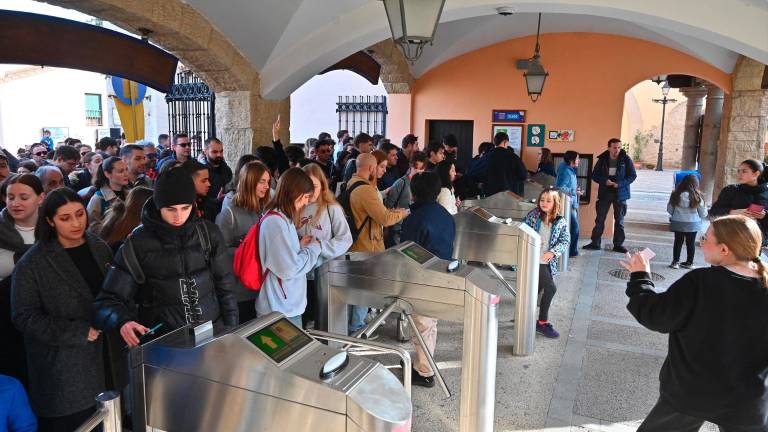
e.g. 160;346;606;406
307;329;412;397
404;313;451;398
487;262;517;296
351;299;400;340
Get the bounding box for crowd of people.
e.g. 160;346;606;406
0;121;767;431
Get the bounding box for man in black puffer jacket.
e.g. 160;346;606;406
94;167;238;347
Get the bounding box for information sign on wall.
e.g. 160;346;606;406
492;124;523;156
492;109;526;123
527;124;545;147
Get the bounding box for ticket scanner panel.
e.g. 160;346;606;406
131;313;411;432
317;242;502;432
452;207;541;355
460;191;536;220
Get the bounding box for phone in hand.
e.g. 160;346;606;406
638;248;656;261
748;204;765;214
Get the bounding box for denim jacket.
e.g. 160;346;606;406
523;208;570;275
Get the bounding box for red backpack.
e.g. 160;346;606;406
233;210;281;291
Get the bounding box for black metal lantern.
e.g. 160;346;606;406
383;0;446;63
523;13;549;102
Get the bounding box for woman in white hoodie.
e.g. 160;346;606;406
256;168;321;327
299;163;353;327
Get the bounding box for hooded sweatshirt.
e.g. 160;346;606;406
255;210;321;318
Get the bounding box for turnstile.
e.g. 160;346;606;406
461;190;571;272
130;313;411;432
316;242;504;432
453;207;541;355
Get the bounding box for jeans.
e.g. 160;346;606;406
590;192;627;247
538;264;557;322
286;315;303;328
348;305;368;335
672;232;697;264
569;208;580;256
638;397;764;432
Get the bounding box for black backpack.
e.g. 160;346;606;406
338;180;371;242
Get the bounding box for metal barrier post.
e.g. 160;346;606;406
514;227;540;356
74;391;121;432
559;193;571;273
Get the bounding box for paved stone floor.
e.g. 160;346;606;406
372;170;720;431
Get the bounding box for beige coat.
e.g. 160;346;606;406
347;174;404;252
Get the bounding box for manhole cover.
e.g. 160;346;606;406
608;269;665;281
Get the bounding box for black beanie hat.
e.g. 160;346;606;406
153;167;196;208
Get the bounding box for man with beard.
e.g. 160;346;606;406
199;137;232;213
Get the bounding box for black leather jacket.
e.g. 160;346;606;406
94;200;238;332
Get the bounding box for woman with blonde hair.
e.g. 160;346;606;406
522;188;569;339
299;163;352;327
622;215;768;431
215;160;271;323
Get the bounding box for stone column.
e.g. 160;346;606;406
679;87;708;170
698;85;724;204
215;91;290;169
713;57;768;197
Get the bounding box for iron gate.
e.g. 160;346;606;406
337;95;387;137
165;69;215;157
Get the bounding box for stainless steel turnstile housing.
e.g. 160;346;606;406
453;207;541;355
317;242;504;432
462;189;571;272
130;313;411;432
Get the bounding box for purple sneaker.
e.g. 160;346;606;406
536;322;560;339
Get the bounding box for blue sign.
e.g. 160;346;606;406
111;76;147;106
492;109;526;123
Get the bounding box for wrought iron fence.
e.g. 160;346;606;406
165;70;215;157
337;95;387;137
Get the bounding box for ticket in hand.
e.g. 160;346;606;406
638;248;655;261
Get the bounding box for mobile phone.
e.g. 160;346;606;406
638;248;655;261
748;204;765;213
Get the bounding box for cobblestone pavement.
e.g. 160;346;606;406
372;169;719;431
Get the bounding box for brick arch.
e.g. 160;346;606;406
365;40;414;94
36;0;259;93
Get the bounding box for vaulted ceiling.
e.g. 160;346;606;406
50;0;768;99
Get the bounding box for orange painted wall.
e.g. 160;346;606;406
410;32;731;236
386;93;413;145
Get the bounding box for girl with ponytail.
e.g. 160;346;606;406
621;215;768;431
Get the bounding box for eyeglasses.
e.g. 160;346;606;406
176;143;190;148
34;152;46;156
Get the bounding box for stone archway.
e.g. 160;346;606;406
34;0;289;162
365;40;414;95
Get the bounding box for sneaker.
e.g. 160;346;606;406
669;262;680;269
680;262;695;269
612;245;628;253
411;369;435;388
536;321;560;339
582;243;601;250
